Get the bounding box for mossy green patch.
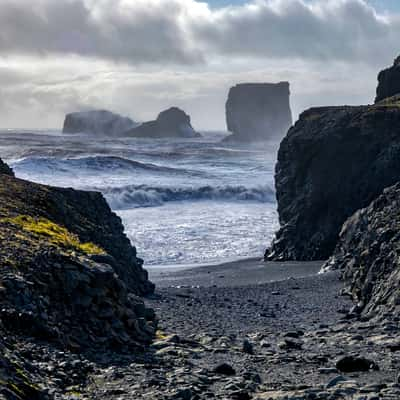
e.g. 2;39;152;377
2;215;105;256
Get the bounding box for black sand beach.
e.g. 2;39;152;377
83;259;400;399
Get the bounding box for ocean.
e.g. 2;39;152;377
0;130;279;267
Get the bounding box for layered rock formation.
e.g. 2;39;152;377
0;161;156;345
266;96;400;261
63;110;138;136
375;55;400;103
127;107;201;138
224;82;292;143
323;183;400;319
0;158;157;397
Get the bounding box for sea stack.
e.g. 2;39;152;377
223;82;292;143
375;55;400;103
126;107;201;138
63;109;138;136
266;96;400;261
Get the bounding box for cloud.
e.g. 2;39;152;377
0;0;399;65
0;0;398;129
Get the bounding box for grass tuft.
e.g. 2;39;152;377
2;215;105;255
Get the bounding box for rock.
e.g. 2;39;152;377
326;375;347;389
0;158;13;176
323;183;400;319
336;356;379;373
127;107;201;138
213;363;236;376
63;109;138;136
223;82;292;143
375;55;400;103
266;96;400;261
0;173;153;296
0;173;157;350
278;338;303;350
242;339;254;355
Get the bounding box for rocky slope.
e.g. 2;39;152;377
63;110;138;136
323;182;400;319
375;55;400;103
224;82;292;143
0;160;156;398
126;107;201;138
266;96;400;261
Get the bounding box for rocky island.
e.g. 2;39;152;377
126;107;201;138
223;82;292;143
63;110;139;136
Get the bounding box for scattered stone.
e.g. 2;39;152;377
213;363;236;376
336;356;379;373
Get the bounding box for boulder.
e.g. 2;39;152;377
126;107;201;138
375;55;400;103
323;183;400;319
223;82;292;143
0;158;13;176
266;96;400;261
63;109;138;136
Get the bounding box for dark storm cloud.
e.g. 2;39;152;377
0;0;399;65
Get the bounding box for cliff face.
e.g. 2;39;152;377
266;97;400;261
224;82;292;143
0;164;156;347
323;183;400;319
127;107;201;138
375;56;400;103
63;110;138;136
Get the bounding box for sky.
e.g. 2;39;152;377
0;0;399;130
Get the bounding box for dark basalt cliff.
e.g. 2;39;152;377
224;82;292;143
323;183;400;319
0;164;156;341
127;107;201;138
375;55;400;103
63;109;138;136
266;96;400;261
0;160;157;397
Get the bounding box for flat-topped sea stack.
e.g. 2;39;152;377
375;55;400;103
126;107;201;138
266;96;400;261
63;109;138;136
223;82;292;143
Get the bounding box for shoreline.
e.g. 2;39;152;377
149;256;325;288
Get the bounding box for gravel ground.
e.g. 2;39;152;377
77;260;400;399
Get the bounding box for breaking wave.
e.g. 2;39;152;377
102;184;276;209
11;155;201;176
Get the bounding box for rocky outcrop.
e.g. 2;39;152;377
323;183;400;319
375;55;400;103
0;158;157;397
0;163;156;342
127;107;201;138
266;96;400;261
63;110;138;136
0;158;13;176
223;82;292;143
